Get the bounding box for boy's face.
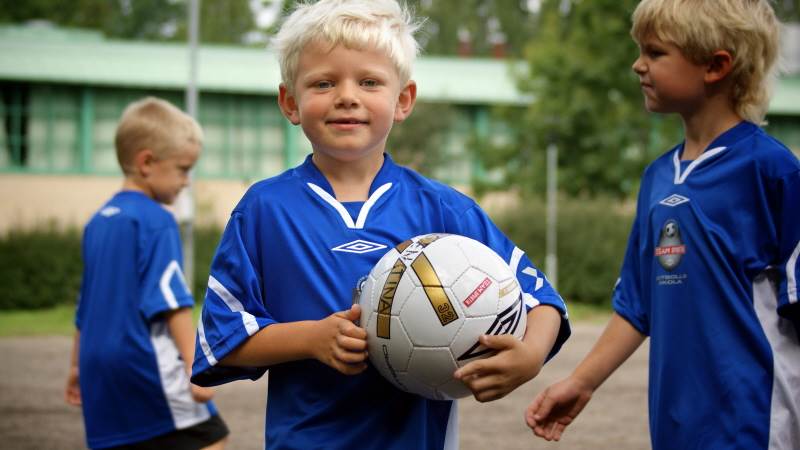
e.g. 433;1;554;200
142;144;200;205
278;41;416;164
632;36;708;115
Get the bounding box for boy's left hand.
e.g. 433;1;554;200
64;366;82;406
453;334;544;402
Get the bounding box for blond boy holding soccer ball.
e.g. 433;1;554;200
190;1;570;448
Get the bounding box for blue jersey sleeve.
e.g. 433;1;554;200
611;211;650;335
777;168;800;335
75;229;90;330
445;202;571;359
139;224;194;320
192;211;276;386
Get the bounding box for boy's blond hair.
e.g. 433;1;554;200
115;97;203;174
631;0;781;124
272;0;421;93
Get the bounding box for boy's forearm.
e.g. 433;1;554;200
70;330;80;368
220;320;318;367
522;304;562;364
164;308;197;374
571;312;645;390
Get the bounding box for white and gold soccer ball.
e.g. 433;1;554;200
357;233;526;400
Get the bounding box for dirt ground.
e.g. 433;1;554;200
0;320;650;450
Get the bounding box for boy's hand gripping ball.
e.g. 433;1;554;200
356;233;527;400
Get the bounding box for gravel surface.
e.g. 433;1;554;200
0;320;650;449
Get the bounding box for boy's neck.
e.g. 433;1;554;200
680;96;742;161
312;151;384;202
121;176;152;198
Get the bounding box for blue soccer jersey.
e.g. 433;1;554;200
76;191;217;449
192;154;570;450
613;121;800;450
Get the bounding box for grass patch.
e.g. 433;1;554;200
565;302;613;324
0;304;76;337
0;302;612;337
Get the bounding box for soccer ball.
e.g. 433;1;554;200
357;233;526;400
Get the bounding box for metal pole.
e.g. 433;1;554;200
545;142;558;288
178;0;200;291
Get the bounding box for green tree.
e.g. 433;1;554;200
386;102;458;175
275;0;539;58
476;0;681;198
775;0;800;21
0;0;256;44
408;0;537;57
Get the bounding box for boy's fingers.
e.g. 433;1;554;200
347;304;361;321
336;361;367;375
553;422;567;441
527;392;544;415
532;391;555;421
453;359;485;380
525;397;544;427
473;387;505;403
339;321;367;339
479;333;516;350
335;350;367;364
334;304;363;324
337;334;368;351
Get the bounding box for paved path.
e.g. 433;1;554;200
0;320;650;449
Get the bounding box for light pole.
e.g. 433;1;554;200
177;0;200;290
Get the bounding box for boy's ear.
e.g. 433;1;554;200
133;149;156;177
278;83;301;125
705;50;734;84
394;80;417;123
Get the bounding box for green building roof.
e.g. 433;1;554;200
0;24;527;105
0;24;798;112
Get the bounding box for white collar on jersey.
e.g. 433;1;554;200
306;182;393;229
672;146;727;184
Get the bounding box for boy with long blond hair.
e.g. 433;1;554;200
526;1;800;449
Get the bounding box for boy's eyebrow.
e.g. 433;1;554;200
300;66;394;82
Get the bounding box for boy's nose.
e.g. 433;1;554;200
334;82;360;108
632;57;645;74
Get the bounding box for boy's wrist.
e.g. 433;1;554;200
570;366;601;393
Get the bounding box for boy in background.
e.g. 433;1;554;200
526;1;800;449
65;97;228;450
191;0;570;449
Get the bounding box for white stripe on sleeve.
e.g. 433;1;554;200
207;275;260;336
159;260;186;309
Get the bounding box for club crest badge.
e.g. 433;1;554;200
655;219;685;271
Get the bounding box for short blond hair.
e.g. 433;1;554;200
272;0;421;92
115;97;203;174
631;0;781;124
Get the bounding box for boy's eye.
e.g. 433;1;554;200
642;45;666;58
315;80;333;89
361;79;379;88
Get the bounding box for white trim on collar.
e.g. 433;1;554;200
307;182;393;229
672;146;727;184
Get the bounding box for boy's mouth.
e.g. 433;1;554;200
327;118;368;125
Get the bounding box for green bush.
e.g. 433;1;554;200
0;200;631;310
0;225;223;310
494;196;633;306
192;226;223;302
0;227;82;309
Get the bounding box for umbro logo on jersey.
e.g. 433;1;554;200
659;194;689;207
332;240;387;254
100;206;121;217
